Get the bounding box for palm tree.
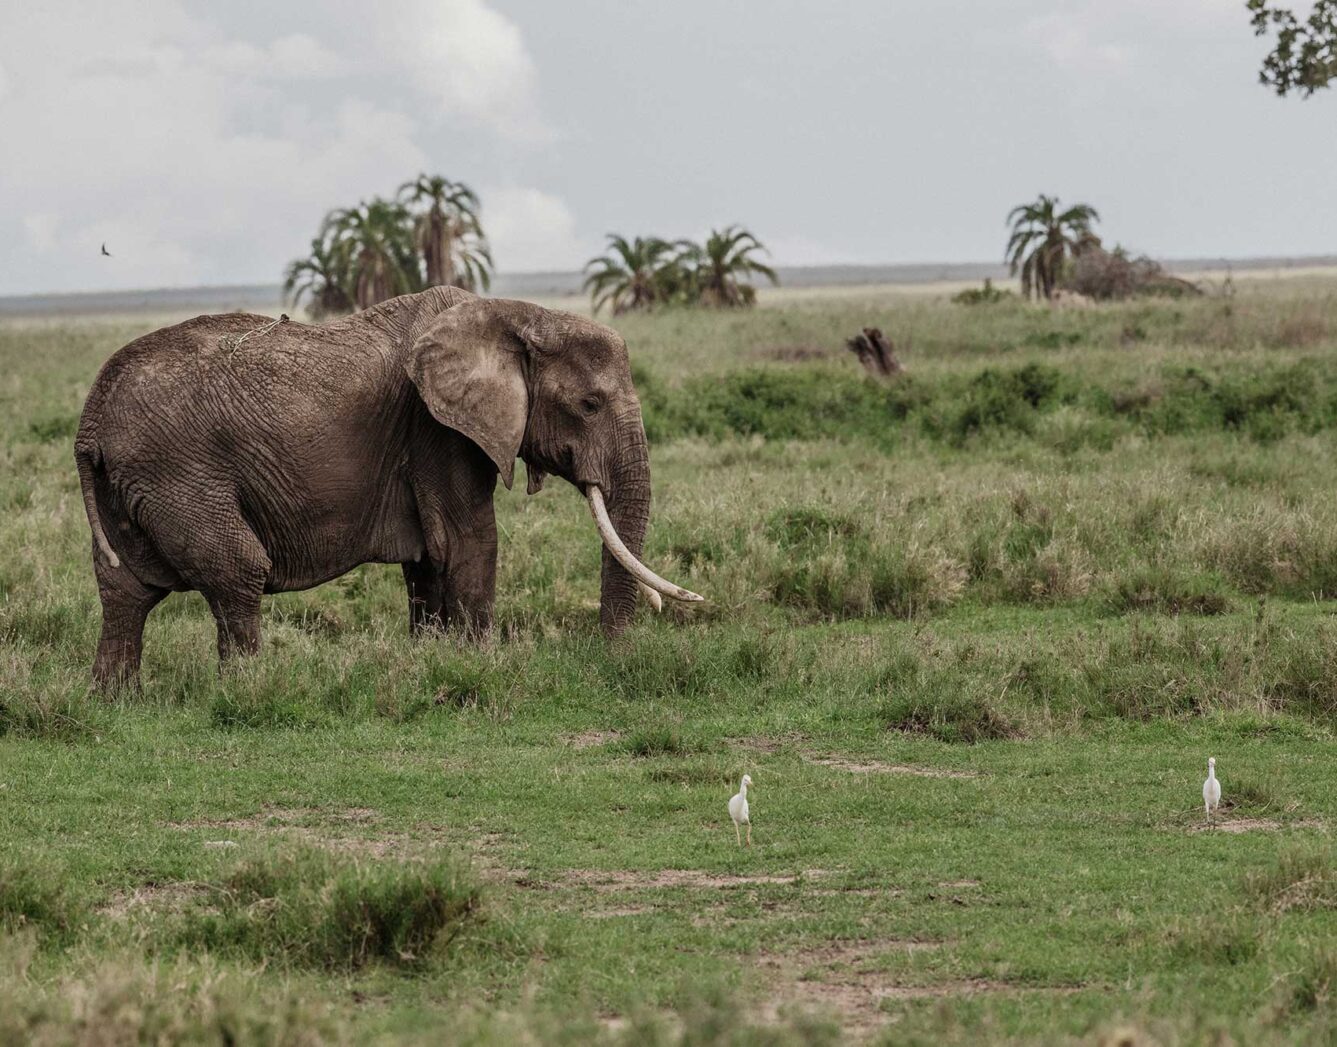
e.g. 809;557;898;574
582;235;677;315
691;225;778;307
1005;196;1101;301
398;174;494;292
323;198;421;310
283;231;354;319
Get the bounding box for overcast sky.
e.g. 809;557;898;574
0;0;1333;294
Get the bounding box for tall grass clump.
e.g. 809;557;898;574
868;648;1020;744
764;506;966;620
179;849;479;970
1244;847;1337;915
0;948;344;1046
1104;567;1233;616
0;862;82;939
594;627;793;705
0;672;105;742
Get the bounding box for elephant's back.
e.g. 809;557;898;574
78;312;319;460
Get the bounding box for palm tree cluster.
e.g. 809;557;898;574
582;226;778;315
284;174;493;316
1002;194;1199;303
1005;195;1101;301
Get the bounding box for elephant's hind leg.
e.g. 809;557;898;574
402;560;444;636
200;533;271;666
92;558;168;692
119;483;272;672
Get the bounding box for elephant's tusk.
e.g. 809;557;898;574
638;582;663;612
586;486;704;604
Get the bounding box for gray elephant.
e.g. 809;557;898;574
74;286;700;689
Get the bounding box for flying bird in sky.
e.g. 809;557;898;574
100;243;112;257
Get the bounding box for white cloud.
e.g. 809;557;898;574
387;0;551;143
1025;13;1129;74
22;214;60;253
0;0;569;293
202;34;339;79
1024;0;1244;75
270;34;341;78
0;59;9;103
483;187;585;271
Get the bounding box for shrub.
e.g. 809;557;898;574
1061;246;1201;301
929;364;1066;445
951;278;1015;305
623;727;687;758
180;850;479;970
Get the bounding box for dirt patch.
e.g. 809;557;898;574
556;868;832;891
587;905;653;919
170;808;301;832
167;806;467;860
170;804;380;832
565;730;622;749
1188;817;1325;834
811;885;901;898
759;939;1078;1037
728;733;806;755
98;881;213;919
805;755;979;779
938;879;981;889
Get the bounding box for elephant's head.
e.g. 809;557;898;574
406;297;701;635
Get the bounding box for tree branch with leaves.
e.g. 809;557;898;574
1248;0;1337;96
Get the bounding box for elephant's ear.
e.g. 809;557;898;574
407;298;546;490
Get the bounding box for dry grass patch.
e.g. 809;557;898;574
168;806;459;861
555;868;832;891
755;938;1075;1038
757;344;834;363
97;882;213;919
804;754;980;779
1186;817;1325;834
565;729;622;749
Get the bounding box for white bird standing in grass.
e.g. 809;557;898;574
1203;757;1221;822
729;774;753;847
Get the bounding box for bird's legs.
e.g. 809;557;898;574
734;823;742;847
746;824;752;847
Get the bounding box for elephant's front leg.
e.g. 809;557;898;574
443;503;498;637
402;560;444;635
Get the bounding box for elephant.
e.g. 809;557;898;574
74;286;701;689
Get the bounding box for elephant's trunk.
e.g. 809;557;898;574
591;411;701;636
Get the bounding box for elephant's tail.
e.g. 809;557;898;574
75;442;121;569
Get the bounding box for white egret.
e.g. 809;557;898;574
1203;757;1221;822
729;774;753;847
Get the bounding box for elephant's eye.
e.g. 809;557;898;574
580;395;602;416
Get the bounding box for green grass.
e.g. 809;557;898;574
0;282;1335;1044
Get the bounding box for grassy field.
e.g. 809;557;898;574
1;277;1335;1045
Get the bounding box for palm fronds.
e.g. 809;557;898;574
283;172;495;314
1005;195;1100;301
582;226;779;314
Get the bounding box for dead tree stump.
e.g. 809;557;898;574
845;327;903;380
